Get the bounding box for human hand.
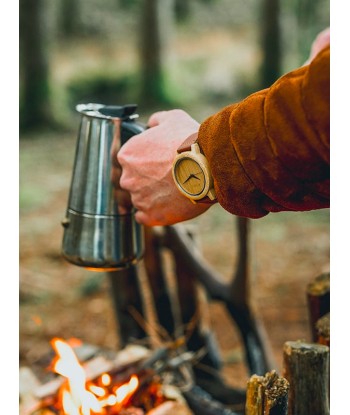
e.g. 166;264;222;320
114;109;212;226
304;27;330;65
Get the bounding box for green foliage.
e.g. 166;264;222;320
66;68;185;115
66;71;141;109
118;0;141;11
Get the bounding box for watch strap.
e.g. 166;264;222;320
196;196;216;204
177;132;199;153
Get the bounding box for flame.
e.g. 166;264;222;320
50;338;139;414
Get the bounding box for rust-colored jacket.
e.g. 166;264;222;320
198;46;330;218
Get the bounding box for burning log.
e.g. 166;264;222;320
306;272;330;342
245;370;289;415
282;340;330;415
19;367;43;415
20;338;205;415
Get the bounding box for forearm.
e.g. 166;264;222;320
198;46;330;218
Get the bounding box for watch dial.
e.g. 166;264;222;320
175;158;206;196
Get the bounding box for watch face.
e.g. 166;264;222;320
174;157;206;197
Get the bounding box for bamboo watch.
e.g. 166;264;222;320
172;132;216;204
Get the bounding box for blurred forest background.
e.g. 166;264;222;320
19;0;330;391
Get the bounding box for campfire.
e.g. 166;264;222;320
21;337;196;415
50;338;143;414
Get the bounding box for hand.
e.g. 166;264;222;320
304;27;330;65
114;109;212;226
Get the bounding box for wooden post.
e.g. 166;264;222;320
316;312;330;347
245;370;289;415
283;341;329;415
306;272;330;342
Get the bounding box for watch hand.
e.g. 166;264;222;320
183;173;201;184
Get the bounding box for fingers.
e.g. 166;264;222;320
147;111;169;127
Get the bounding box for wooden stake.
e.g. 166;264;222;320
245;370;289;415
283;341;329;415
306;272;330;342
316;312;330;347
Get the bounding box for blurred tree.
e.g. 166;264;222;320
174;0;191;22
139;0;175;106
296;0;322;62
19;0;55;131
60;0;81;38
283;0;329;67
174;0;216;23
259;0;281;89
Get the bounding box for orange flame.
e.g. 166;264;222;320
50;338;139;414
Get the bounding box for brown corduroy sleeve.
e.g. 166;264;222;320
198;46;330;218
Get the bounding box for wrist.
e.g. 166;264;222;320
172;132;217;204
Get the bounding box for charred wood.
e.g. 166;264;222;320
183;385;242;415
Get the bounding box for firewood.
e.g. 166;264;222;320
245;374;263;414
245;370;289;415
283;340;329;415
306;272;330;342
33;345;151;400
119;407;145;415
316;312;330;347
147;400;193;415
182;385;241;415
19;366;42;415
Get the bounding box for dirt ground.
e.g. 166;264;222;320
19;132;330;392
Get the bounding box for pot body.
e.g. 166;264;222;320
62;103;145;271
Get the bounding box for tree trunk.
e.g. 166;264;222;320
19;0;54;130
60;0;80;38
296;0;319;62
139;0;174;106
260;0;282;88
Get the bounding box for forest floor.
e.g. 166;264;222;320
19;131;330;392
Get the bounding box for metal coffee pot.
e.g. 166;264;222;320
61;103;145;271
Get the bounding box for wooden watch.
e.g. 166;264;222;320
172;132;216;204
